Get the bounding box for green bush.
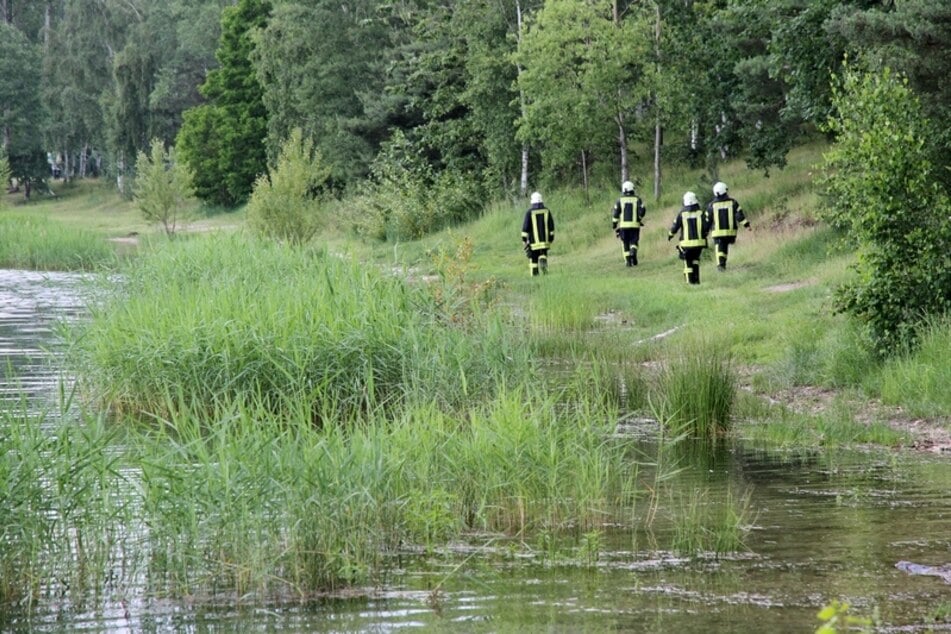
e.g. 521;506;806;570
819;65;951;355
350;131;484;241
246;128;331;245
133;139;195;236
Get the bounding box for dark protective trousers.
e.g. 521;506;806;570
618;228;641;266
712;236;736;269
680;246;704;284
527;248;549;276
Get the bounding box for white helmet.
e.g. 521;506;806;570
713;181;728;196
530;191;543;205
683;191;698;206
622;180;635;194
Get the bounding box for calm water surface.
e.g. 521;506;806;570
2;270;949;633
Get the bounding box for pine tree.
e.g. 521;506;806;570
176;0;270;207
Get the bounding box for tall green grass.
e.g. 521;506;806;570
71;233;531;419
655;338;737;440
132;384;638;596
0;399;126;611
0;214;118;270
878;318;951;418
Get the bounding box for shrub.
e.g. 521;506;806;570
818;65;951;355
133;139;195;236
350;131;484;241
246;128;331;245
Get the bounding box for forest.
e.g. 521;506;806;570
2;0;950;349
2;0;948;203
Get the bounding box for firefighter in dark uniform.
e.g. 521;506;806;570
668;191;711;285
706;181;751;271
611;180;646;267
521;191;555;276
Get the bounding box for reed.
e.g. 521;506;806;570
71;233;530;420
655;338;737;440
0;398;126;611
130;383;639;596
0;214;117;271
669;486;751;557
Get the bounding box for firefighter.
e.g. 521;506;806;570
706;181;751;271
521;191;555;276
611;180;647;267
668;191;710;285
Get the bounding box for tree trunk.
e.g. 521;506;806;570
80;143;88;178
516;0;529;197
652;3;662;201
1;0;11;24
117;152;125;195
653;120;661;200
614;3;628;185
618;110;628;184
44;1;52;48
581;149;589;205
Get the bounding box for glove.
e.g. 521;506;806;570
615;229;620;238
667;234;673;242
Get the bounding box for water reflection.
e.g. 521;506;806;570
0;268;88;409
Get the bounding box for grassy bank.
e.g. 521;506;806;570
3;139;947;611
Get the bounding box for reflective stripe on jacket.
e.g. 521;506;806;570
612;196;644;229
707;197;748;238
669;205;709;248
522;205;554;250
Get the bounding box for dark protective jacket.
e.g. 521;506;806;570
612;195;646;230
522;203;555;250
668;203;710;248
706;194;749;238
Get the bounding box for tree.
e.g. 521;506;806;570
818;66;951;355
827;0;951;188
176;0;270;207
516;0;644;194
252;1;382;188
246;127;331;245
0;148;11;205
133;138;195;235
0;21;46;197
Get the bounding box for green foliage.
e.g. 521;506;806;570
1;406;125;609
0;151;10;206
515;0;647;186
878;317;951;418
826;0;951;186
246;128;330;245
819;65;951;355
0;22;46;188
657;339;737;440
176;0;270;207
72;234;528;418
0;214;116;271
350;131;483;241
670;487;750;557
134;139;195;235
252;1;381;186
815;599;876;634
